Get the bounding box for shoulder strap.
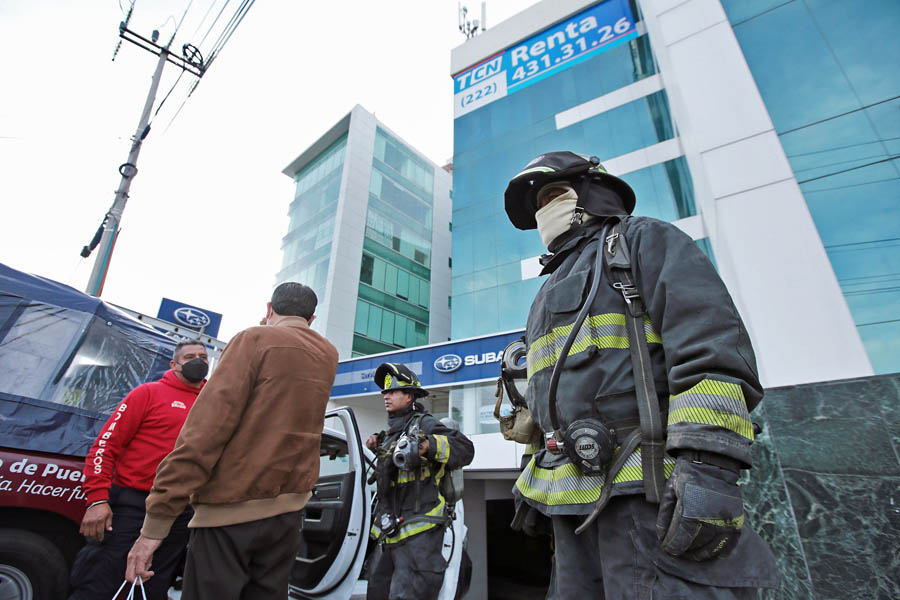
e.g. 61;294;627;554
605;219;666;504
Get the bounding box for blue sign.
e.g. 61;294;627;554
452;0;637;118
332;330;525;398
158;298;222;338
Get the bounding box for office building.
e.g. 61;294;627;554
450;0;899;380
279;105;452;358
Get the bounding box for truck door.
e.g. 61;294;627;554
289;407;371;599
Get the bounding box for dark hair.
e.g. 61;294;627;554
173;340;206;360
271;282;317;319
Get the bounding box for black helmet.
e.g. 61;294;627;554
374;363;429;398
504;151;636;230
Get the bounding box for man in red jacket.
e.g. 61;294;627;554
68;340;209;600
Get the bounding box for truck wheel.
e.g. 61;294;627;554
0;529;68;600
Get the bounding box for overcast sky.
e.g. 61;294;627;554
0;0;537;340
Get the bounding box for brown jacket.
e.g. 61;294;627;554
141;315;338;539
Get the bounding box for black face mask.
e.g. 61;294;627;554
179;358;208;383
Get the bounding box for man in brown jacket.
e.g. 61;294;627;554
125;282;339;599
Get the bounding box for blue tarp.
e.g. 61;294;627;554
0;263;176;457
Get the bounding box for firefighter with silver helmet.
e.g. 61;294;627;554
365;363;474;600
504;152;778;597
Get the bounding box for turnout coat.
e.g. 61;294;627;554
515;216;763;515
371;406;474;545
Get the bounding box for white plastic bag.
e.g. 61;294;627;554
111;576;147;600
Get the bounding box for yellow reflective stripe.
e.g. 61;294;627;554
515;448;675;507
669;379;753;440
668;407;754;440
527;313;660;379
433;434;450;463
523;442;540;454
381;496;447;544
396;465;432;484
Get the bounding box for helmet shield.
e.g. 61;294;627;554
374;362;429;398
504;151;636;230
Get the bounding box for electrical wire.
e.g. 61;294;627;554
149;69;187;125
197;0;233;48
189;0;221;42
204;0;254;70
166;0;195;48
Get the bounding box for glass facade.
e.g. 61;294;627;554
352;129;436;356
278;136;346;295
724;0;900;374
452;22;700;339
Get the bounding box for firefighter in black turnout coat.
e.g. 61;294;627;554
504;152;778;598
365;363;474;600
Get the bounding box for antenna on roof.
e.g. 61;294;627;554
458;2;482;39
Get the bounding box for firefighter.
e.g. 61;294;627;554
504;151;778;598
365;363;474;600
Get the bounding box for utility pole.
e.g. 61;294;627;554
83;15;207;297
85;49;168;296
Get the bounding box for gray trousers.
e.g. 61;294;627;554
549;495;775;599
181;511;303;600
367;526;448;600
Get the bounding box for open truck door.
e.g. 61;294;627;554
289;407;371;599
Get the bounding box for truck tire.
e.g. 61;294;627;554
0;529;68;600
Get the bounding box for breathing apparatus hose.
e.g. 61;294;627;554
547;224;610;432
543;223;645;535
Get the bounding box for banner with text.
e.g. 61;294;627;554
452;0;637;118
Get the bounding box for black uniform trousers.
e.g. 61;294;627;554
367;525;448;600
548;494;775;599
180;510;303;600
68;485;192;600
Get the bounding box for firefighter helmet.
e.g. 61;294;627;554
504;151;636;230
374;362;429;398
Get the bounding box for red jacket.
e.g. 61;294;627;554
83;370;203;504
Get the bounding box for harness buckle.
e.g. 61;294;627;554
605;232;619;255
612;281;640;304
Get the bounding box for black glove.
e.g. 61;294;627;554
656;455;744;561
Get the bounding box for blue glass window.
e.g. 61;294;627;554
727;0;900;373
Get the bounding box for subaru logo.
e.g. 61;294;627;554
173;307;211;329
433;354;462;373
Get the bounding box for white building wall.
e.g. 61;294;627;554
429;167;453;344
321;105;376;359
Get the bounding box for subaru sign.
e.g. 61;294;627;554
434;354;463;373
332;330;524;398
158;298;222;337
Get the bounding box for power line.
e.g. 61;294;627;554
189;0;221;42
198;0;233;48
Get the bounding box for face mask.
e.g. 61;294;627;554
535;186;579;247
179;358;208;383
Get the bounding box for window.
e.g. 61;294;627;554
360;255;374;285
